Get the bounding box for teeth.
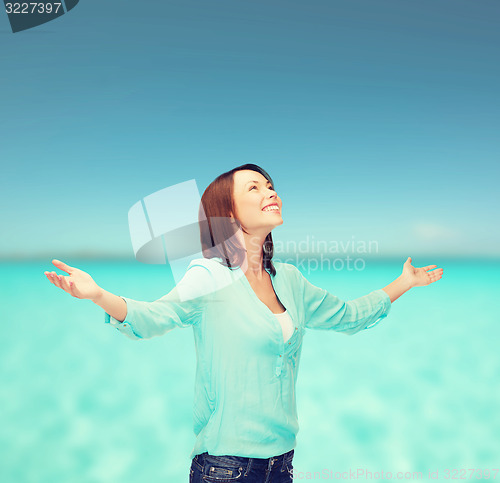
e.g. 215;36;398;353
263;205;279;212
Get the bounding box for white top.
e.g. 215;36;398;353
274;309;294;343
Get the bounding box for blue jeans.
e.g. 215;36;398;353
189;449;294;482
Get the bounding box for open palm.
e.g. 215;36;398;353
44;259;102;300
402;257;443;288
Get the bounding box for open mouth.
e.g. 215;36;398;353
262;204;280;213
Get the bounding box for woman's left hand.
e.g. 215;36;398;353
401;257;443;289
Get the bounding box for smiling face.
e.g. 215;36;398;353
231;169;283;235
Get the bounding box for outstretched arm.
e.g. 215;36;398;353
291;256;443;334
45;258;215;340
382;257;443;303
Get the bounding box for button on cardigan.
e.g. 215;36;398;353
104;257;392;460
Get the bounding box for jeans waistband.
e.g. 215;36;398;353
195;449;294;469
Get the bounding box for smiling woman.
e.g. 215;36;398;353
43;163;443;483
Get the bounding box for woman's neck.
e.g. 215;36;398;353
240;232;267;279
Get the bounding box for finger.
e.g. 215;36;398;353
423;265;437;271
44;272;56;285
46;272;59;285
428;268;443;275
59;276;72;293
68;281;78;297
52;259;74;274
68;280;81;298
51;272;63;289
428;272;443;283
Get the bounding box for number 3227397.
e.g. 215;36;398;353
5;3;62;14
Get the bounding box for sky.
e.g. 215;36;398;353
1;0;499;260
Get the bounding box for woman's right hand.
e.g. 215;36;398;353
44;259;103;301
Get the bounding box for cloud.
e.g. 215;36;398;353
411;222;461;241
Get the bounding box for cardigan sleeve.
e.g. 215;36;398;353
293;266;392;335
104;261;215;340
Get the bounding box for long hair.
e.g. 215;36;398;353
199;163;277;277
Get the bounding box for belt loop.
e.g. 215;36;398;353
280;454;287;472
281;450;292;472
244;458;252;477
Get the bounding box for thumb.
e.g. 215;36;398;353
52;259;74;274
405;256;412;264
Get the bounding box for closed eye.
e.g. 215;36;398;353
250;184;274;191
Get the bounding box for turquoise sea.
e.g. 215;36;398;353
1;258;499;482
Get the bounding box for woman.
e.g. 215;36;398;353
44;163;443;482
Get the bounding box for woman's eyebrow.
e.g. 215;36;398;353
245;180;272;186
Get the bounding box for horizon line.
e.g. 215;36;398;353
1;252;499;262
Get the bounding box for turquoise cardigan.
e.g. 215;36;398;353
104;257;392;460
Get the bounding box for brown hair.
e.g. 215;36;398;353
199;163;277;276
